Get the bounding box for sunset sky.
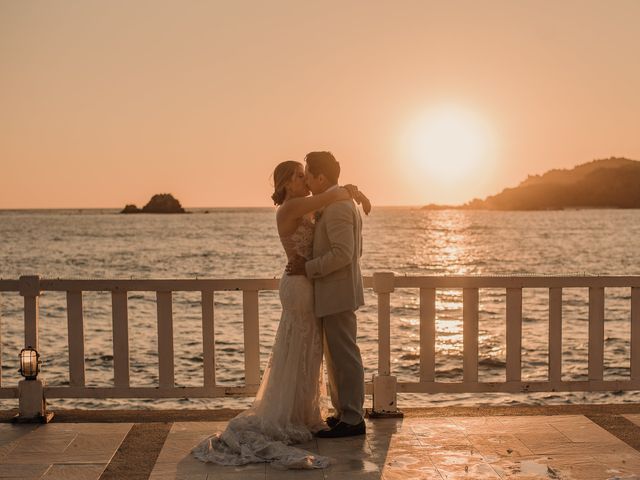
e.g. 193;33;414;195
2;1;639;208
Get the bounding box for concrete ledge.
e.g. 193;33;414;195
2;403;640;423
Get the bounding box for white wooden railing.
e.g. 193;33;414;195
1;274;639;409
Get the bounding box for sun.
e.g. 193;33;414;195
403;106;495;189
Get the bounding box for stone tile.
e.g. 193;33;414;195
382;466;443;480
385;434;422;448
496;417;569;435
150;475;208;480
265;464;323;479
325;455;381;474
35;423;133;435
325;471;384;480
514;431;572;449
591;452;640;473
432;459;500;479
467;434;533;459
151;457;263;478
367;419;410;435
4;424;129;466
415;432;471;447
316;436;370;456
149;466;208;480
546;454;621;480
40;463;106;480
382;451;438;470
0;424;38;445
0;463;51;479
524;441;629;456
451;417;506;434
367;418;405;427
412;443;480;458
0;427;36;465
546;415;621;443
58;433;128;463
623;413;640;427
488;455;567;479
410;420;466;435
170;422;227;434
209;472;265;480
156;435;212;463
10;434;77;455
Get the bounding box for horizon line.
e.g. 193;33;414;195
0;204;432;211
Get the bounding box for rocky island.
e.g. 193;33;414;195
423;157;640;210
121;193;186;214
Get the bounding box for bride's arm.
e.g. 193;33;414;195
278;187;351;220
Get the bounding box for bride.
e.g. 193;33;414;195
192;160;370;470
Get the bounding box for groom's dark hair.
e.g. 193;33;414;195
305;151;340;184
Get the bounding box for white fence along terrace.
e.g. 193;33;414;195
0;273;639;413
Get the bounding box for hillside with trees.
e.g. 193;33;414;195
461;157;640;210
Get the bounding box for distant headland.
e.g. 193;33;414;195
121;193;186;214
423;157;640;210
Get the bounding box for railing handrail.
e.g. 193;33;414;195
4;274;640;292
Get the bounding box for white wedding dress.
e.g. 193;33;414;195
192;216;330;469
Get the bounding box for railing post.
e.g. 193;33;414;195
369;272;402;417
20;275;40;349
15;275;53;423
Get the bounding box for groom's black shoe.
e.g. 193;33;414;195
315;420;366;438
325;416;340;428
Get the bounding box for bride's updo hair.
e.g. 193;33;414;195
271;161;302;206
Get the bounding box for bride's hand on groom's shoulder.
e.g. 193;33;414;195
344;184;372;216
285;254;307;276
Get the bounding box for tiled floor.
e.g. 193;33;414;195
0;423;132;480
150;416;640;480
1;416;640;479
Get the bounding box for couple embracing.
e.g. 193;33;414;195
192;151;371;469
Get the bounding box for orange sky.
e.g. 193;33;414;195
1;1;640;208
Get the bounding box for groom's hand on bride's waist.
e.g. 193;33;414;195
285;254;307;276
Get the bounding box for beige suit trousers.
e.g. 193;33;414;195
322;310;365;425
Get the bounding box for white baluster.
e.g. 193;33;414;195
66;291;85;387
157;291;174;388
420;288;436;383
201;291;216;388
631;287;639;383
548;288;563;384
506;288;522;382
588;287;605;382
112;291;130;387
463;288;479;383
242;290;260;386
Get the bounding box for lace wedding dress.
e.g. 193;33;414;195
192;216;330;469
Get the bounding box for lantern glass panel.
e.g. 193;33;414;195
19;348;39;379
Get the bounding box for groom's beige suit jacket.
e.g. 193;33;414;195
305;199;365;318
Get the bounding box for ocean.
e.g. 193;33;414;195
1;207;640;410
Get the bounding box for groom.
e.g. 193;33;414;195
287;151;366;438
